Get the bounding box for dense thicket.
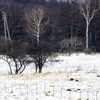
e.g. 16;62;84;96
0;0;100;52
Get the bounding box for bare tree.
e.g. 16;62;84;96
0;41;30;75
75;0;100;50
60;36;85;54
25;6;49;45
27;41;52;73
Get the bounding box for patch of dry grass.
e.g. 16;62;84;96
54;52;100;57
1;72;53;81
13;83;25;86
41;72;52;76
69;70;78;73
66;70;79;76
45;91;51;96
54;52;70;56
77;77;89;82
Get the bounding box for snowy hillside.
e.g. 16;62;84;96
0;53;100;100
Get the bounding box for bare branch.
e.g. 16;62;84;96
25;6;49;44
75;0;100;49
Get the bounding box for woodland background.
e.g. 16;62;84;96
0;0;100;53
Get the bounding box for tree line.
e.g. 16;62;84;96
0;0;100;74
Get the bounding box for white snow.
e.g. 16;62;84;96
0;53;100;100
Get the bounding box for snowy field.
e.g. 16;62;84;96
0;53;100;100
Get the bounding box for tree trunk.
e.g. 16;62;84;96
8;62;13;74
19;64;26;74
15;69;19;74
37;33;39;46
14;60;19;75
86;22;89;50
38;58;42;73
35;66;38;73
39;66;42;73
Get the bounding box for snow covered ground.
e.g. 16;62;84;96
0;53;100;100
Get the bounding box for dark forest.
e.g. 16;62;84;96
0;0;100;53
